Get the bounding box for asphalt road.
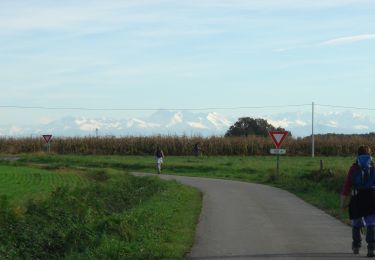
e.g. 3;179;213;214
133;173;361;260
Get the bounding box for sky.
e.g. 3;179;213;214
1;0;375;127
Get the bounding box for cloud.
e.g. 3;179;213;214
75;117;123;131
188;0;374;10
295;120;307;127
321;34;375;46
0;1;161;34
9;126;24;135
267;119;291;129
352;113;367;120
354;125;369;130
127;119;160;129
319;120;339;128
187;121;209;129
166;112;183;127
2;0;372;35
38;117;54;125
278;34;375;52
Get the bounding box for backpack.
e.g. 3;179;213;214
352;154;375;190
156;149;163;158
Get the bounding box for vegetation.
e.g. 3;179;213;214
15;154;353;222
1;134;375;156
225;117;287;137
0;165;88;202
0;151;365;258
0;162;201;259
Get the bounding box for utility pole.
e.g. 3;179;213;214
312;102;315;158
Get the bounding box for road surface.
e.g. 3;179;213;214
133;173;361;259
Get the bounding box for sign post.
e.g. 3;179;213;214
42;135;53;153
269;131;288;177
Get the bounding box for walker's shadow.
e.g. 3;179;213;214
187;252;358;259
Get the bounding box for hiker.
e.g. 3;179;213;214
193;142;201;157
155;146;164;174
341;145;375;257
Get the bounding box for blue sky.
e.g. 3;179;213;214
1;0;375;126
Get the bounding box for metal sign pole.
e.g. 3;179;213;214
276;154;280;176
269;131;288;179
312;101;315;158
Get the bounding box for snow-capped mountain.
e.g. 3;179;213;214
1;110;375;137
265;111;375;137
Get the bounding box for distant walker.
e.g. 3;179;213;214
154;146;165;174
193;143;202;157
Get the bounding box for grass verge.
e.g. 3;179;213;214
17;154;352;223
0;164;202;259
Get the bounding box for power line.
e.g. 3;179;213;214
316;104;375;111
3;103;375;111
0;104;311;111
2;103;375;112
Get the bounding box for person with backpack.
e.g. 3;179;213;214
341;145;375;257
154;146;164;174
193;142;201;157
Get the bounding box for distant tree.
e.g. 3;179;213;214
225;117;288;137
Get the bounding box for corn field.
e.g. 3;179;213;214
1;134;375;156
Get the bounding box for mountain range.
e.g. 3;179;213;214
0;110;374;137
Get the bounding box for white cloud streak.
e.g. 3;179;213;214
187;0;374;10
1;0;373;34
354;125;369;130
276;34;375;52
321;34;375;46
0;1;161;34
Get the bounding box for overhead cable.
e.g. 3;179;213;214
316;104;375;111
0;104;311;111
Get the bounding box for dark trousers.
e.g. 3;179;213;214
352;225;375;249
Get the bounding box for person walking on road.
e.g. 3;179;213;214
341;145;375;257
155;146;164;174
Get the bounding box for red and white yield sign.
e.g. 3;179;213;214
42;135;53;143
269;131;288;149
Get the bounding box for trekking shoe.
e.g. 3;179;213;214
353;247;359;254
367;249;375;257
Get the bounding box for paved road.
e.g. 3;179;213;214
133;173;361;259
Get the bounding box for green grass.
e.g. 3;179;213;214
17;154;354;223
0;163;201;259
0;164;89;202
0;158;202;259
86;179;202;259
17;154;353;185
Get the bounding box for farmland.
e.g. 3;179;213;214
0;164;88;202
0;159;201;259
0;147;359;258
7;154;353;220
1;134;375;156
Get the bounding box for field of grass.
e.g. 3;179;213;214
0;158;202;259
15;154;354;223
0;164;89;202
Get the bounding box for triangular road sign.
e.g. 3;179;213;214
269;131;288;149
42;135;53;143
